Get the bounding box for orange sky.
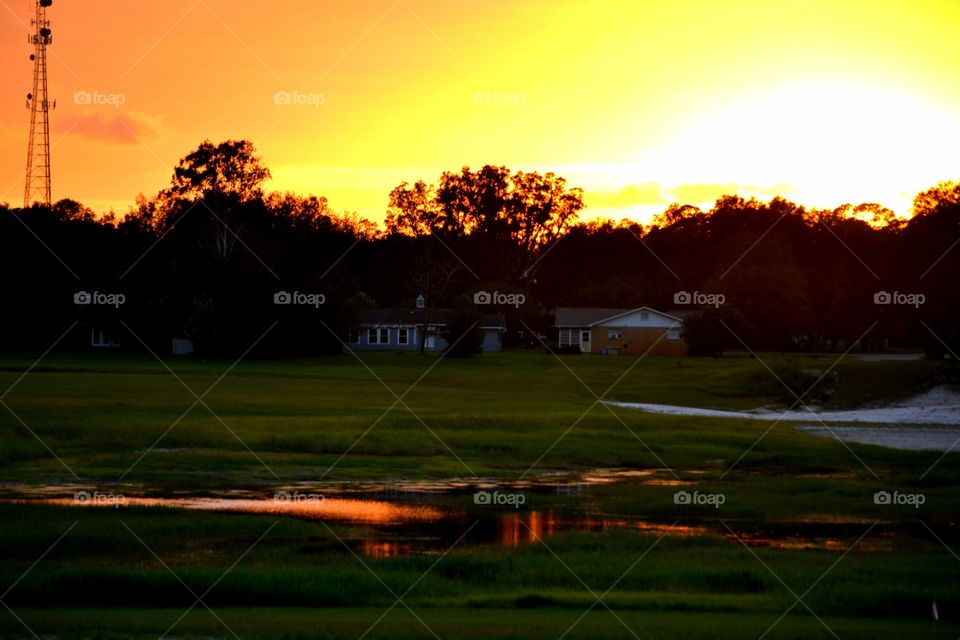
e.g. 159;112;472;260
2;0;960;224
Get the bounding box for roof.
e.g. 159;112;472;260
357;308;506;329
553;308;633;327
553;306;683;327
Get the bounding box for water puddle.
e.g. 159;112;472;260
38;496;445;525
0;467;697;502
6;494;899;557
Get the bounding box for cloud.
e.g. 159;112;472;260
69;111;164;145
666;182;797;207
587;182;666;208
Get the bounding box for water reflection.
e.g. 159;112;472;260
13;495;896;558
357;540;414;559
497;511;557;545
40;496;444;525
494;511;710;545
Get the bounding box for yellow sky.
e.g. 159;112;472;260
2;0;959;223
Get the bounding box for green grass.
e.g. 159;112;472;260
0;351;953;488
5;607;955;640
0;351;958;638
1;505;958;631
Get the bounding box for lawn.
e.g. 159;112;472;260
0;350;953;488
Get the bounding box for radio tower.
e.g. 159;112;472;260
24;0;55;208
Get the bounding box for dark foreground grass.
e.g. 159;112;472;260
1;506;958;620
3;607;955;640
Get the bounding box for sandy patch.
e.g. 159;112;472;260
605;386;960;426
794;425;960;452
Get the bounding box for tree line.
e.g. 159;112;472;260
1;139;957;358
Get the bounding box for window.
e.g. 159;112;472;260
398;328;409;345
368;328;389;344
640;311;649;321
581;330;591;343
91;327;121;348
666;329;680;341
607;330;622;339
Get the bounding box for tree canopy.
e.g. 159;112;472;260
0;138;957;358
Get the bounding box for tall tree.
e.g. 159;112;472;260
167;139;270;203
386;165;584;280
385;181;440;236
159;139;272;262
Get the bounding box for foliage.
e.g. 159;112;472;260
0;138;958;356
682;307;752;357
442;295;485;358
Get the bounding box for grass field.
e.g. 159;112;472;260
1;351;958;638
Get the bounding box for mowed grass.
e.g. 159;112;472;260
0;351;954;492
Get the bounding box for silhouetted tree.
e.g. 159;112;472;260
0;142;957;361
386;181;441;237
683;307;753;357
386;165;583;282
442;295;484;358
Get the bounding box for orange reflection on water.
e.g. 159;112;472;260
497;510;559;545
358;540;414;558
494;511;709;546
42;496;444;525
729;534;893;552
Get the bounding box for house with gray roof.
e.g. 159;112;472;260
351;308;506;352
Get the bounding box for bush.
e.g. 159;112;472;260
443;295;485;358
682;306;753;357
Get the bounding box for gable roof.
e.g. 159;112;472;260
591;307;683;326
553;307;683;327
553;308;632;327
357;308;506;329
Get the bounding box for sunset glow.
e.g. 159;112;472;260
2;0;959;222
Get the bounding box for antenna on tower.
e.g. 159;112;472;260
24;0;55;208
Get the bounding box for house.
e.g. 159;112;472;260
351;308;506;352
553;307;686;355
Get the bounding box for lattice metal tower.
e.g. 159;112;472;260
24;0;55;208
